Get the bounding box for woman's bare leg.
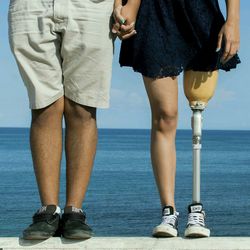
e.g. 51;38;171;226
143;76;178;209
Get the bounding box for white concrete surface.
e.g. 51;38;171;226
1;237;250;250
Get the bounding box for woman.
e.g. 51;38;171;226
113;0;240;238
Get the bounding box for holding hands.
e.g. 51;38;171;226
112;0;141;40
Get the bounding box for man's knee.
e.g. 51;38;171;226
64;99;96;124
31;98;64;125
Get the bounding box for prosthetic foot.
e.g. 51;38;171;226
183;71;218;238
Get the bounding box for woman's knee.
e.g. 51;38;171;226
152;109;178;133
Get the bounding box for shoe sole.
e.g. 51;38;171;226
62;231;93;240
23;228;61;240
23;232;54;240
152;225;178;238
184;226;210;238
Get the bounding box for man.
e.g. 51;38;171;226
9;0;114;239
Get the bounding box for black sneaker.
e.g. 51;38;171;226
23;205;61;240
184;203;210;238
61;206;93;239
152;206;179;237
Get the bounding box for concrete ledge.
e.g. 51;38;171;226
1;237;250;250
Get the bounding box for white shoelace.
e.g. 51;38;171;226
187;211;205;227
161;212;179;227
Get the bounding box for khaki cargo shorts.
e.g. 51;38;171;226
9;0;114;109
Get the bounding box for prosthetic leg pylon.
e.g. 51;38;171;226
183;71;218;238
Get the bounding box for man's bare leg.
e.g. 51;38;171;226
64;97;97;209
30;97;64;206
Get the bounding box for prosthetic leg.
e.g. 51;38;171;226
183;71;218;237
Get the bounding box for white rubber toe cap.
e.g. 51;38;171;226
152;224;178;237
184;225;210;238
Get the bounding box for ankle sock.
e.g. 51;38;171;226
64;206;83;214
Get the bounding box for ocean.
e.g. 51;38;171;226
0;128;250;237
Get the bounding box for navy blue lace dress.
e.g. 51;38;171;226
119;0;241;78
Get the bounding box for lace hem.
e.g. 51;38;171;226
121;55;241;79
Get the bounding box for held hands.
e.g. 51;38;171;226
112;1;138;40
217;20;240;64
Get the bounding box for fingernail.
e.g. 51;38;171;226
120;18;125;24
216;48;221;52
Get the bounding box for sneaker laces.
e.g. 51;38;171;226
161;212;179;227
187;211;205;227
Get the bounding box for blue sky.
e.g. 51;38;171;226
0;1;249;130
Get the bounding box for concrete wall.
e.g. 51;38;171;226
1;237;250;250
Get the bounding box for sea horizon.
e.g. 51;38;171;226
0;127;249;131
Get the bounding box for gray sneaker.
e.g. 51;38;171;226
152;206;179;237
61;206;93;239
23;205;61;240
184;203;210;238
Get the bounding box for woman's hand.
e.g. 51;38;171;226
217;21;240;64
217;0;240;64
